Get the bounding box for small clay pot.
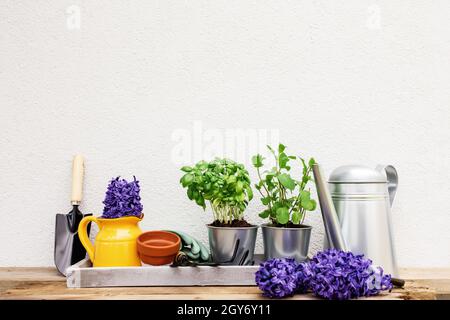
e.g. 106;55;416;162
137;231;181;265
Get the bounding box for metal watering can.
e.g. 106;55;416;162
312;164;399;277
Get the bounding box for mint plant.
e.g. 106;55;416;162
180;158;253;224
252;144;316;226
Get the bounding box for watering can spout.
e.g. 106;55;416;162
312;164;348;252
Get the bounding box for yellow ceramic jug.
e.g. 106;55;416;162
78;215;143;267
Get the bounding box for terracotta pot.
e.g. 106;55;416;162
137;231;181;265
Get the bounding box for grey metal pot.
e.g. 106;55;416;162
261;224;312;261
207;225;258;265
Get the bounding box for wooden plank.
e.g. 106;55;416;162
0;277;437;300
0;267;446;300
399;268;450;280
1;280;421;300
0;267;64;282
1;293;403;300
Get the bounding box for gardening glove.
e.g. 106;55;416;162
166;230;210;262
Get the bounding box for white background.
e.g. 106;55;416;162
1;1;449;267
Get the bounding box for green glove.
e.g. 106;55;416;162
166;230;210;262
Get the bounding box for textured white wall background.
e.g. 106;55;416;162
1;1;449;267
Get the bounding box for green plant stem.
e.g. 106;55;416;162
289;166;312;215
300;208;306;224
211;201;243;224
269;148;286;205
256;167;273;210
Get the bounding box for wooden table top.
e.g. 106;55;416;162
0;267;449;300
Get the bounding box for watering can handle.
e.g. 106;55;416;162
376;165;398;207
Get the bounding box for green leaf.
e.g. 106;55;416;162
181;166;193;172
269;208;277;218
300;158;307;174
236;180;244;193
196;161;208;170
195;195;205;209
252;154;264;168
259;210;270;219
292;211;301;224
309;199;317;210
187;188;194;200
303;199;317;211
278;143;286;154
279;153;290;169
300;190;311;202
235;193;245;202
194;175;203;185
181;173;194;187
246;186;253;201
272;201;283;211
267;181;275;191
261;197;271;205
276;207;289;225
265;173;274;181
302;176;309;184
227;175;237;185
308;157;316;167
277;173;296;190
203;193;212;200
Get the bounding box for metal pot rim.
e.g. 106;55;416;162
328;181;386;184
206;224;259;230
261;223;312;230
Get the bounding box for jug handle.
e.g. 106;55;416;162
375;165;398;207
78;216;97;263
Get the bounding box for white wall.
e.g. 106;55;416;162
1;1;449;267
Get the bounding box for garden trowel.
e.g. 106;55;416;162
54;155;91;276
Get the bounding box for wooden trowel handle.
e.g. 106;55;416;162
71;155;84;205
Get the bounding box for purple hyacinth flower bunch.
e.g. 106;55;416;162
102;176;143;218
255;249;393;300
305;249;393;300
255;258;298;298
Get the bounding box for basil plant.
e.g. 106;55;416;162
252;144;317;226
180;158;253;224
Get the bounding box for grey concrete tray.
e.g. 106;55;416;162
66;257;262;288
